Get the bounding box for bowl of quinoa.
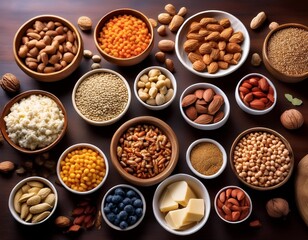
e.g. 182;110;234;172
0;90;67;154
262;23;308;83
72;68;131;126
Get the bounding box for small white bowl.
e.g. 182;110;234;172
186;138;227;179
72;68;131;126
57;143;109;195
214;185;252;224
179;83;230;130
134;66;177;110
235;73;277;115
152;173;211;236
101;184;146;231
175;10;250;78
8;176;58;225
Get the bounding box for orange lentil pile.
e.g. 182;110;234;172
98;14;151;58
59;147;106;192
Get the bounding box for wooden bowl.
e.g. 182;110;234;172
13;15;83;82
230;127;294;191
0;90;67;154
94;8;154;66
110;116;179;186
262;23;308;83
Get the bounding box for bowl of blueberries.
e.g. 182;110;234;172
101;184;146;230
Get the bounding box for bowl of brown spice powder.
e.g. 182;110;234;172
186;138;227;179
262;23;308;83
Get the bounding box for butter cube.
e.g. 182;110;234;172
183;198;204;224
167;180;196;207
159;188;179;213
165;207;192;229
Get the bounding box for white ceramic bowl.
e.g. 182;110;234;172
186;138;227;179
72;68;131;126
8;176;58;225
235;73;277;115
101;184;146;231
214;185;252;224
57;143;109;195
175;10;250;78
152;173;211;236
179;83;230;130
134;66;177;110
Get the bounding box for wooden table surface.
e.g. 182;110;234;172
0;0;307;239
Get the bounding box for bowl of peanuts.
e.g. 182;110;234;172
56;143;109;194
175;10;250;78
94;8;154;66
230;127;294;191
214;185;252;224
134;66;177;110
8;176;58;225
13;15;83;82
110;116;179;186
235;73;277;115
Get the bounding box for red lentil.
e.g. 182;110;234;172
98;14;151;58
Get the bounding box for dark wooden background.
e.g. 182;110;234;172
0;0;307;239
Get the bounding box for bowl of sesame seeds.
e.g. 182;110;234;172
72;68;131;126
262;23;308;83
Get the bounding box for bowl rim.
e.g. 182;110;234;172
110;116;179;186
235;73;277;115
8;176;58;225
214;185;252;224
229;127;294;191
152;173;211;235
186;138;227;179
101;183;146;231
0;89;67;154
56;143;109;194
179;82;230;129
134;66;177;110
262;23;308;79
175;9;250;78
71;68;132;126
13;14;83;79
94;8;154;64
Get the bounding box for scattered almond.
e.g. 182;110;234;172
250;11;267;29
0;161;15;173
165;58;175;72
177;7;187;17
157;25;167;36
169;15;184;32
158;13;172;25
148;18;157;28
164;3;176;16
158;39;175;52
155;51;166;63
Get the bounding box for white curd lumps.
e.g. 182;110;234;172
4;94;65;150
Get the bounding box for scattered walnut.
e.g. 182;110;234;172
0;73;20;93
77;16;92;31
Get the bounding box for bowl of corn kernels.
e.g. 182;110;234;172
56;143;109;194
94;8;154;66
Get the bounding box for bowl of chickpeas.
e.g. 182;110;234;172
94;8;154;66
230;127;294;191
56;143;109;194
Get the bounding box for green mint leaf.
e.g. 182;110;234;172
292;98;303;106
284;93;293;102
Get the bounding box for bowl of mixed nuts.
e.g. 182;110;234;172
134;66;177;110
13;15;83;82
110;116;179;186
175;10;250;78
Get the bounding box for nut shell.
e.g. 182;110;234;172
0;73;20;93
280;109;304;130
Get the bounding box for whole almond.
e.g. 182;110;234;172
200;17;217;26
206;24;224;32
155;51;166;63
185;105;198;120
158;39;175;52
249;99;265;110
195;102;208;114
218;61;229;69
165;58;174;72
186;32;204;41
183;39;199;52
182;94;197;107
258;77;269;91
205;31;220;41
208;95;224;115
213;111;225;123
169;15;184;32
193;60;206;72
226;43;242;53
203;88;215;102
220;27;233;40
207;62;219;74
177;7;187;17
229;32;244;43
219;18;231;28
157;25;167;36
203;54;212;65
194;114;213;124
188;52;203;63
158;13;172;25
164;3;176;15
55;216;71;228
0;160;15;173
199;43;212;55
194;89;205;99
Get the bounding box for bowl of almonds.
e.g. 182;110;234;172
179;82;230;130
13;15;83;82
175;10;250;78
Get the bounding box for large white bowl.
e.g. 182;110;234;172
152;173;211;236
175;10;250;78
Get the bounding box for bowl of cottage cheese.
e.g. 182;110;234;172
0;90;67;154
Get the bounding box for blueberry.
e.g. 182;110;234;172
118;210;128;220
131;197;137;203
107;202;115;210
112;194;123;204
133;199;143;208
103;206;111;214
106;194;113;203
114;187;125;197
113;218;120;226
124;204;134;215
119;221;128;229
135;208;143;217
113;207;120;214
106;212;116;222
122;197;132;205
118;202;125;210
128;215;137;225
126;189;137;198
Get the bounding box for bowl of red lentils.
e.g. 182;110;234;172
230;127;294;191
94;8;154;66
262;23;308;83
56;143;109;194
110;116;179;186
72;68;131;126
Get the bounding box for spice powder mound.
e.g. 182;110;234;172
190;142;223;176
75;72;128;121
